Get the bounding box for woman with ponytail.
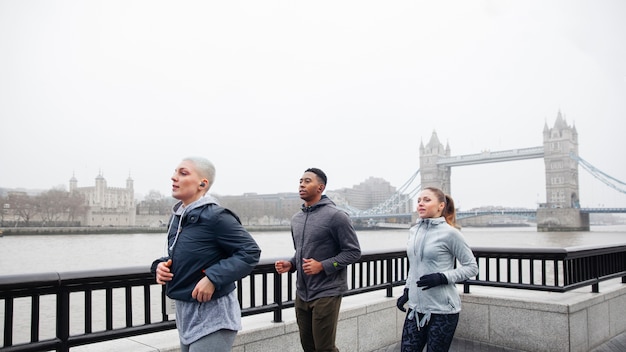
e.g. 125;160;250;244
396;187;478;351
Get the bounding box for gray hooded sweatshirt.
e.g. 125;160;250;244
289;195;362;302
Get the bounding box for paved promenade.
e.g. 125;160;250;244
374;330;626;352
374;337;522;351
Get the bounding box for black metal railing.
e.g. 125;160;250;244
2;245;625;351
463;244;626;293
1;250;408;352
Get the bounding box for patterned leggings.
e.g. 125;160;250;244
400;311;459;352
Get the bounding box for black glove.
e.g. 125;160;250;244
416;273;448;290
396;288;409;312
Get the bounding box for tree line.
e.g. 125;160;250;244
0;188;174;227
1;189;87;226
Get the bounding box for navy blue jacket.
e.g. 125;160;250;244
151;197;261;301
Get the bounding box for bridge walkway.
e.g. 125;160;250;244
374;330;626;352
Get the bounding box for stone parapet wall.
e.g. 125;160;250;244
457;278;626;352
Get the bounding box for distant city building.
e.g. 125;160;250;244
215;177;413;225
329;177;413;213
70;172;136;226
217;192;301;226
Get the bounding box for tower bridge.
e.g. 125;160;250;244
436;146;545;166
343;112;626;231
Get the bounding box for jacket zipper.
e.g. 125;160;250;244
300;209;309;300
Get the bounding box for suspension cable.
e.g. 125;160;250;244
571;153;626;194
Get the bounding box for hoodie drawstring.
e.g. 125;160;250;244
168;209;186;252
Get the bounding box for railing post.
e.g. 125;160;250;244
386;258;393;297
272;272;283;323
57;287;70;352
105;288;113;330
463;282;470;294
31;295;41;342
3;297;14;347
161;285;169;321
592;255;600;293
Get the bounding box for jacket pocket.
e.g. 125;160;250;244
447;298;456;311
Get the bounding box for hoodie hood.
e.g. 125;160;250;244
167;194;220;252
300;194;335;212
171;194;220;215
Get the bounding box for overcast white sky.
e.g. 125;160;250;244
1;1;625;210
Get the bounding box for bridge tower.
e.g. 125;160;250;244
537;111;590;231
419;131;451;194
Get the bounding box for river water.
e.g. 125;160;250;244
1;226;626;275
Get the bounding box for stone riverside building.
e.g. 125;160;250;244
69;172;136;226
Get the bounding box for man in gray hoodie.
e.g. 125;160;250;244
275;168;361;352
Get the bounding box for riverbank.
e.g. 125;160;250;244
0;225;291;236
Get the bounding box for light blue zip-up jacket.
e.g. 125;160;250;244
405;217;478;328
